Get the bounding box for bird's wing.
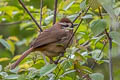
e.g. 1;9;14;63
31;29;68;48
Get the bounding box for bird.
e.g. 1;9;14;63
10;18;76;69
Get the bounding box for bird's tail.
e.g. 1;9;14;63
10;47;34;69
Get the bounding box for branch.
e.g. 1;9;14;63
40;0;43;27
109;37;113;80
90;7;113;80
55;6;90;79
98;7;103;19
105;29;113;80
72;10;83;23
91;42;107;69
18;0;43;32
53;0;58;25
99;7;113;80
66;6;90;58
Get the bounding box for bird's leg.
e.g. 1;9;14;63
54;53;64;64
49;57;55;64
48;53;64;64
42;54;49;65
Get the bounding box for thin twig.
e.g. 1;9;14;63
99;7;113;80
108;37;113;80
91;42;107;69
40;0;43;27
55;6;90;79
40;0;48;65
18;0;43;32
53;0;58;25
90;7;106;69
72;10;83;23
55;6;90;64
66;6;90;58
105;29;113;80
98;7;103;19
66;6;90;49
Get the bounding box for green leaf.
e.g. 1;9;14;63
90;49;102;60
64;1;75;10
97;0;115;19
39;64;57;76
44;15;53;24
89;73;104;80
94;34;105;44
96;60;104;64
90;19;107;36
0;35;3;39
0;6;19;17
62;59;73;71
97;0;119;29
0;39;10;50
0;65;2;72
81;66;93;73
5;74;19;79
82;14;93;19
0;72;8;78
27;68;38;79
32;60;44;69
61;76;73;80
88;0;101;10
17;74;26;80
60;70;76;78
110;31;120;45
74;53;86;61
7;40;15;55
10;67;20;74
80;0;86;10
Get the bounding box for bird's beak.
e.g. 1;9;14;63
73;23;78;27
71;23;78;28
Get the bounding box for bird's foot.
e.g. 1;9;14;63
54;53;64;64
54;60;59;64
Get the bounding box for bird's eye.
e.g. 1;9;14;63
64;24;69;27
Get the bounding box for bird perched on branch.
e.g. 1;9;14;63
10;18;77;69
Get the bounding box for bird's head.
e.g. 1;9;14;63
58;18;77;29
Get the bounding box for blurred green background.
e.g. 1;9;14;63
0;0;120;80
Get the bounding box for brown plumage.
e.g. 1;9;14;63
10;18;75;69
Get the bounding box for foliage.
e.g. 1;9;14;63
0;0;120;80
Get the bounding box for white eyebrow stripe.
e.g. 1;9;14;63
58;22;67;25
58;22;72;26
